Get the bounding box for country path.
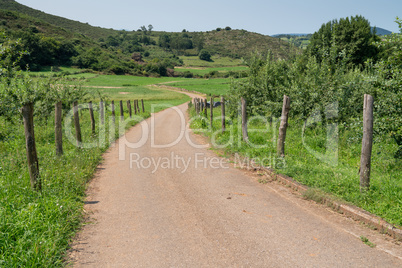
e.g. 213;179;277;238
68;91;402;267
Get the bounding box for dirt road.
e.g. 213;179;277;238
69;95;401;267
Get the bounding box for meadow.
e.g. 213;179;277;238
175;66;248;76
168;78;233;96
179;55;245;67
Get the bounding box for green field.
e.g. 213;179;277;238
175;66;248;76
169;78;234;96
179;55;245;67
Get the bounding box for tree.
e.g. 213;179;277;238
158;33;170;49
307;15;379;66
199;49;211;61
148;24;153;33
373;17;402;158
0;34;46;190
139;25;147;34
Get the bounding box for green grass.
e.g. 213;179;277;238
84;75;185;88
169;78;234;96
179;56;245;67
175;66;248;76
26;67;98;79
188;105;402;227
0;75;190;267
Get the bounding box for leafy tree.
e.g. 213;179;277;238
170;35;193;50
307;15;379;66
106;35;120;47
158;33;170;49
148;24;153;33
199;49;211;61
373;17;402;157
192;34;204;52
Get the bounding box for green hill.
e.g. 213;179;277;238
0;0;115;39
202;29;297;60
0;0;299;75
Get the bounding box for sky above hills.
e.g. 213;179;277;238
16;0;402;35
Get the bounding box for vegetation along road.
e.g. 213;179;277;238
68;89;402;267
0;1;401;265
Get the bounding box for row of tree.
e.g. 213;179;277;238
227;16;402;158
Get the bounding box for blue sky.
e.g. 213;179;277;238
16;0;401;35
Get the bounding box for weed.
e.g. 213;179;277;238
360;236;376;248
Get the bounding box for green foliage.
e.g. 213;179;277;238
372;17;402;157
227;17;402;158
307;15;379;66
199;49;211;61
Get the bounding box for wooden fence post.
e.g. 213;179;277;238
360;94;374;191
210;97;214;128
277;95;290;157
199;99;202;114
55;101;63;156
100;100;105;125
111;101;116;123
221;97;226;132
127;100;132;118
134;100;138;114
204;98;208;118
136;99;140;113
88;101;96;135
22;103;41;191
73;101;82;148
241;97;248;142
141;99;145;113
120;100;124;121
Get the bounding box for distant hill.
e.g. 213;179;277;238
0;0;300;75
0;0;115;39
372;27;392;36
0;0;298;61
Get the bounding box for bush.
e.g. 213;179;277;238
199;49;212;61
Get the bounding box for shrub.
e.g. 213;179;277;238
199;49;211;61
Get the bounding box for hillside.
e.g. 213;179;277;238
201;29;297;60
374;27;392;35
0;0;298;60
0;0;299;75
0;0;115;39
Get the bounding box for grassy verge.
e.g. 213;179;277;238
0;76;190;266
188;104;402;227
